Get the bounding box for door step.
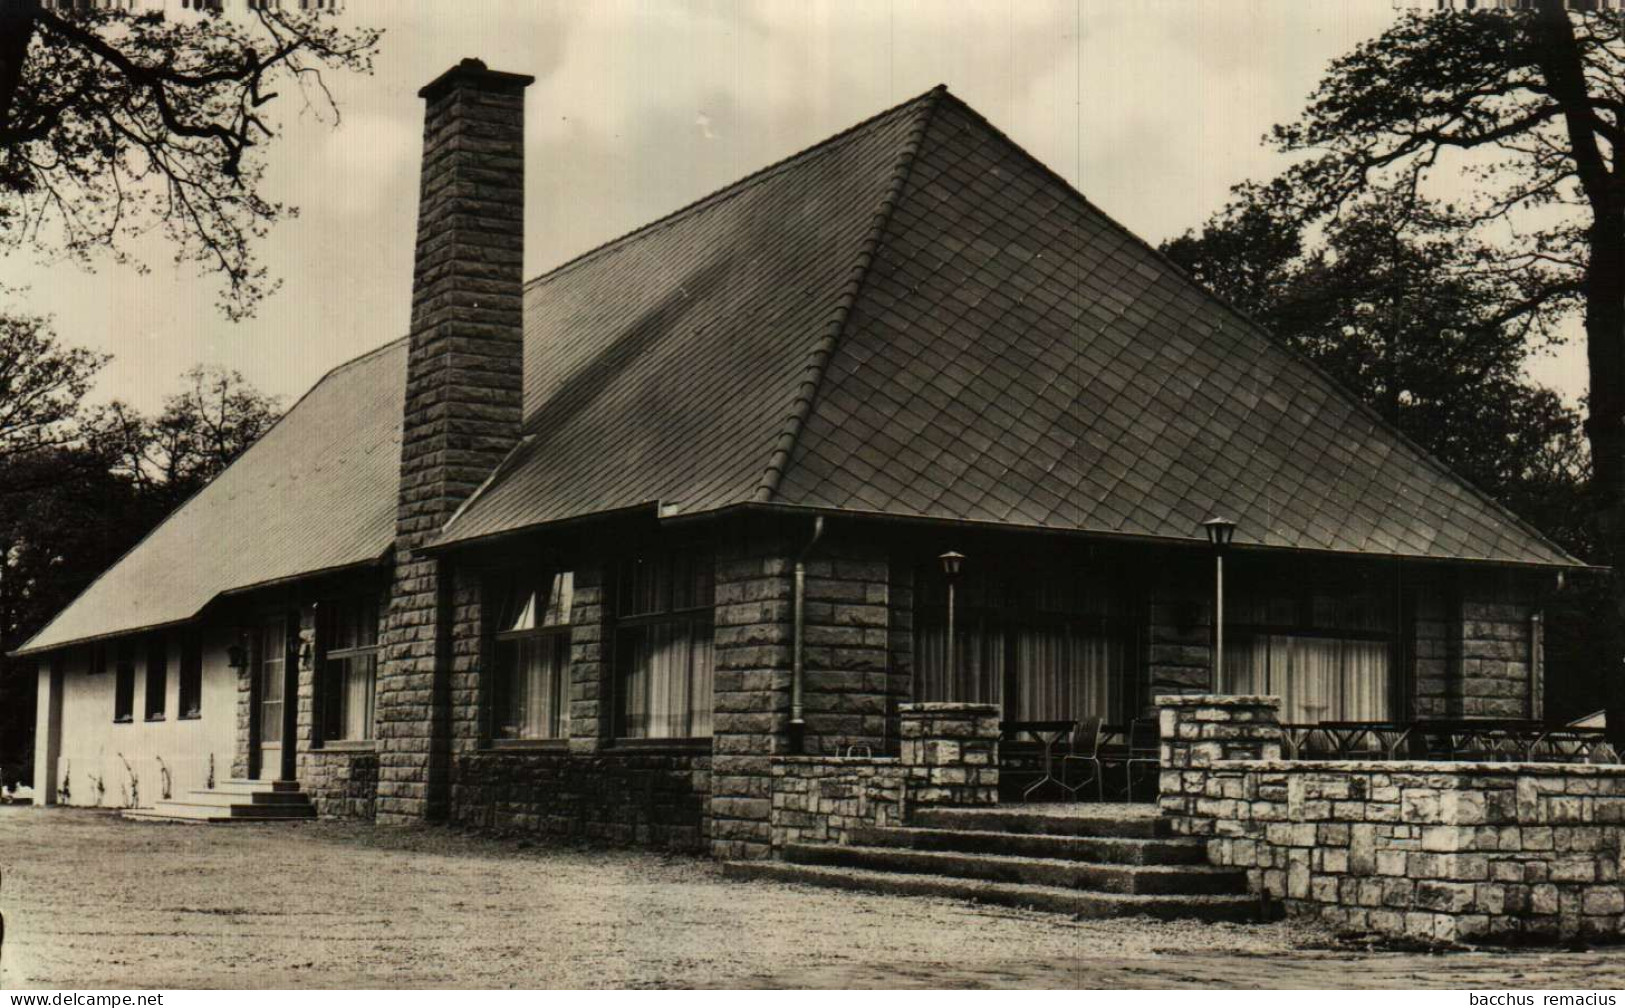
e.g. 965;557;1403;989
121;779;316;823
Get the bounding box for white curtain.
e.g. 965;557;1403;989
624;620;714;738
1226;635;1390;722
918;620;1118;721
340;653;377;741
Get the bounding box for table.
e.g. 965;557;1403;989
999;719;1078;799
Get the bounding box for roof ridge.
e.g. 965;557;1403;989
932;93;1582;568
523;85;947;292
751;86;948;503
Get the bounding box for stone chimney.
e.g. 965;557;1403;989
375;59;534;825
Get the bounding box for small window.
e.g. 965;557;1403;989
87;642;107;676
178;632;203;719
113;640;135;723
144;634;167;721
490;571;573;740
321;597;381;742
615;550;714;740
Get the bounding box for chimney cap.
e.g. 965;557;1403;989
418;58;536;101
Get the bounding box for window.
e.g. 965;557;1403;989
489;572;573;740
113;639;135;722
616;550;714;739
321;597;381;742
1222;576;1395;723
916;565;1129;723
144;634;167;721
259;618;286;745
178;632;203;719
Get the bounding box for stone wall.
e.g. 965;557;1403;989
376;61;533;824
301;750;379;819
1159;695;1625;943
769;756;905;849
450;751;711;851
1460;599;1536;720
766;701;999;852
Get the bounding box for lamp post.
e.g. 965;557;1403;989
1201;518;1237;694
939;551;965;690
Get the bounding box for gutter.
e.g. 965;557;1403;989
788;514;825;753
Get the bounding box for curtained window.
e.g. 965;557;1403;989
490;572;573;741
177;632;203;719
113;639;135;723
1222;578;1395;723
616;549;714;740
916;566;1127;723
321;596;382;742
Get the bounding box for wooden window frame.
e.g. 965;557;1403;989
177;632;203;720
318;596;381;745
486;570;574;744
611;548;716;744
112;639;135;723
144;633;167;722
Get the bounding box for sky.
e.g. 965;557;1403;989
11;0;1584;414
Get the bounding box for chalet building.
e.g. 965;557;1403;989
18;61;1582;859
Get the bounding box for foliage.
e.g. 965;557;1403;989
0;320;282;785
0;310;107;459
0;1;381;319
1163;187;1591;555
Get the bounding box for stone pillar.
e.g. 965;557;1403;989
710;527;794;861
376;60;535;825
899;702;1000;807
799;541;892;756
1157;694;1281;827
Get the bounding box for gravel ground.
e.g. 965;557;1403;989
2;806;1624;989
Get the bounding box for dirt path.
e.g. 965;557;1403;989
1;807;1621;989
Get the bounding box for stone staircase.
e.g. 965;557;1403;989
121;779;316;823
725;804;1264;921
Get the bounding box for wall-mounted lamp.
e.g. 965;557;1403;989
226;643;249;670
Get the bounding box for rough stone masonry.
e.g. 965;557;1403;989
1159;694;1625;944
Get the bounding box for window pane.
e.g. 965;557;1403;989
1225;634;1391;723
178;633;203;718
492;632;567;739
145;635;167;719
260;619;285;743
619;618;714;739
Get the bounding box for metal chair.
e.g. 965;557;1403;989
1060;716;1104;800
1123;717;1161;802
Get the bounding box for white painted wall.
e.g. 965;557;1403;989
43;625;238;808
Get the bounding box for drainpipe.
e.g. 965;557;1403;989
789;515;825;754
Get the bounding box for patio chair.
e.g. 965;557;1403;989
1060;716;1105;800
1123;717;1161;803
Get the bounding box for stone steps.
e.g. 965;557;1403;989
910;804;1173;838
723;861;1261;921
729;802;1263;921
780;842;1247;895
120;779;316;824
848;825;1210;865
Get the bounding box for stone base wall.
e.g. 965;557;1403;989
765;702;999;852
450;751;711;852
1165;759;1625;943
1159;696;1625;944
769;756;906;849
298;749;378;820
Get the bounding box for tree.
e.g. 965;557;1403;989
0;1;380;318
94;364;281;506
1164;188;1590;551
1250;2;1625;738
0;310;106;459
0;361;280;786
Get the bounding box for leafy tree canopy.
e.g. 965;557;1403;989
0;1;381;319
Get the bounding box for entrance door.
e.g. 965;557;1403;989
255;616;290;781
